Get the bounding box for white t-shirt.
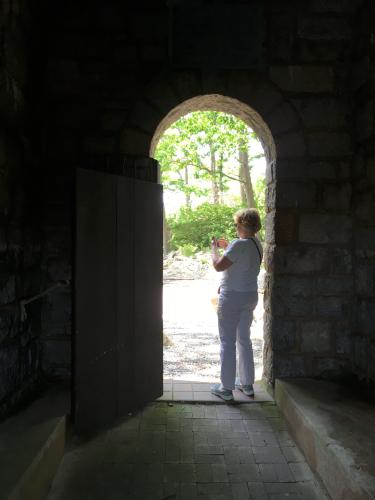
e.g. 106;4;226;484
220;237;263;292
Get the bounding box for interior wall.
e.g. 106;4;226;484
0;0;45;417
0;0;370;417
352;0;375;384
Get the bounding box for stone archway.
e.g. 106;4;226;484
119;71;306;385
118;72;303;168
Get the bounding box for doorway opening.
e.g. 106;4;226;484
151;96;275;402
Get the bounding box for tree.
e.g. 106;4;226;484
239;138;255;208
167;202;240;250
154;111;266;248
155;111;263;205
254;177;266;241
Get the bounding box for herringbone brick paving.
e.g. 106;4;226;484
48;402;328;500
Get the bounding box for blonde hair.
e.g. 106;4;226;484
234;208;262;233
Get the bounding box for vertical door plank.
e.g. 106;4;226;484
134;179;163;405
75;169;118;433
116;176;136;413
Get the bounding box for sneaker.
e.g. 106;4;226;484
235;383;254;397
211;383;234;401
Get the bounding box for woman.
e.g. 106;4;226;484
210;208;263;401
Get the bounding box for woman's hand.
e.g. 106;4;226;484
211;238;233;272
217;238;229;249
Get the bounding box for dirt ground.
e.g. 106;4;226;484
163;270;264;382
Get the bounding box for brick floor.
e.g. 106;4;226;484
47;403;329;500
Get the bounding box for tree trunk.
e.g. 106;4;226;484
218;153;225;204
239;163;247;205
239;144;256;208
177;168;191;208
184;165;191;208
210;144;220;204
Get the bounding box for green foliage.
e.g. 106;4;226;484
254;177;266;241
166;179;267;250
178;243;198;257
167;202;241;251
156;110;267;249
154;110;264;207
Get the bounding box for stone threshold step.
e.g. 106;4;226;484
275;378;375;500
159;379;274;403
0;388;69;500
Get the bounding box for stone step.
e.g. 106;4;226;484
275;378;375;500
0;388;69;500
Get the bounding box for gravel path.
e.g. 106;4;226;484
163;276;264;382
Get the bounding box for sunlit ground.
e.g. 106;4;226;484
163;269;264;382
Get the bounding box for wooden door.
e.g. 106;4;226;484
75;167;162;433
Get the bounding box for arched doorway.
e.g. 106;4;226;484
150;99;273;399
148;95;276;388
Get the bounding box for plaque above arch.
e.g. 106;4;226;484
169;1;265;69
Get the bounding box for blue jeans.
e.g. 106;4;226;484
217;290;258;390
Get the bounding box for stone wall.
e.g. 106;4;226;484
0;0;45;417
40;1;171;377
38;0;370;387
263;0;358;382
352;0;375;384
